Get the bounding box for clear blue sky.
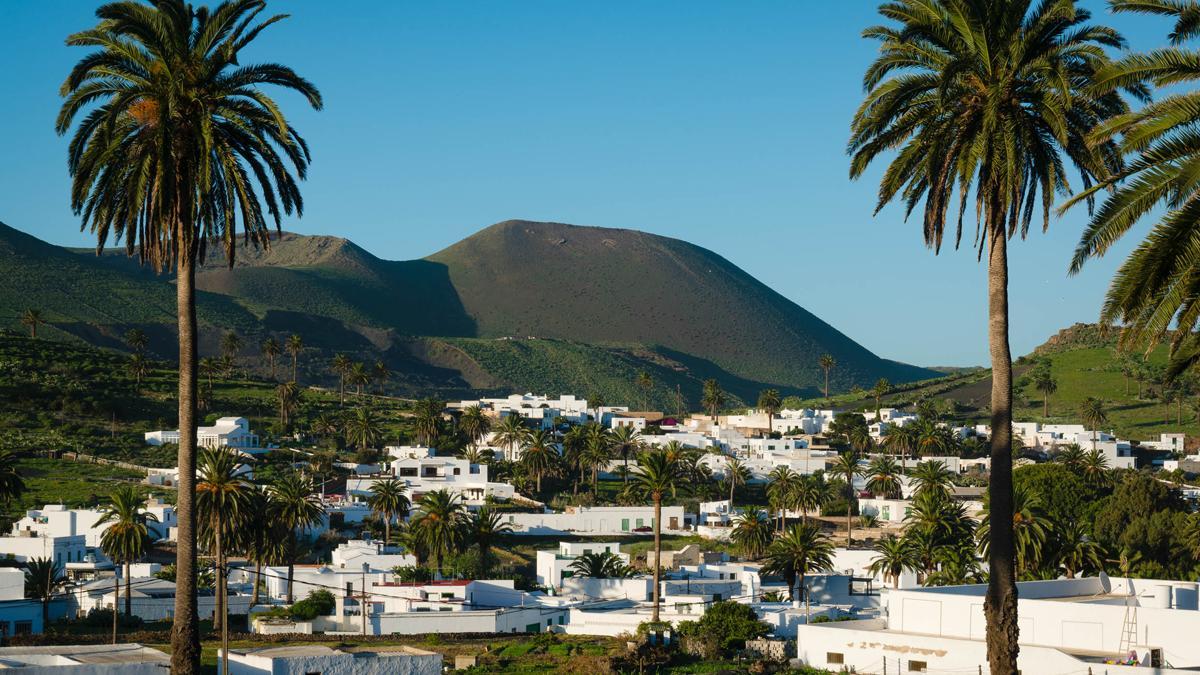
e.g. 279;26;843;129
0;1;1174;367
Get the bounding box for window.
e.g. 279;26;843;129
439;607;452;612
635;518;644;528
13;621;31;636
470;466;480;474
345;583;353;597
399;468;417;477
908;660;927;673
453;468;461;476
826;653;844;665
415;607;431;612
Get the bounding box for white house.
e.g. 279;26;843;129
73;576;249;623
346;454;514;505
505;505;688;536
329;539;417;573
145;416;260;450
13;500;176;548
225;645;441;675
795;575;1200;674
146;462;253;488
536;542;629;588
0;644;170;672
0;532;87;568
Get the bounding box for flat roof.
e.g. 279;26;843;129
0;643;169;665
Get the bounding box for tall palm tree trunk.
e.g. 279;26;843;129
172;257;202;674
651;495;662;623
287;555;295;604
251;560;262;607
984;230;1018;675
124;560;132;616
213;528;224;634
113;571;119;644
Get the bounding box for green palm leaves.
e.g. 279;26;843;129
366;478;410;545
568;551;631;579
408;489;469;574
761;523;835;602
730;509;774;560
95;485;159;617
267;472;324;603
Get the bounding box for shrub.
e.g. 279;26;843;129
290;589;336;620
676;601;769;656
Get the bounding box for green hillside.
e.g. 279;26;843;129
427;221;935;390
1;219;938;400
815;324;1198;442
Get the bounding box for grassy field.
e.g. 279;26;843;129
4;457;171;522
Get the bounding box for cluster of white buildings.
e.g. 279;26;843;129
145;416;262;452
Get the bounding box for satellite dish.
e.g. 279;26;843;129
1099;571;1112;594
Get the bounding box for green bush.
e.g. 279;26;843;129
675;601;769;656
290;589;335;620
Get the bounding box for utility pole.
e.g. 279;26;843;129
361;563;369;635
221;559;229;675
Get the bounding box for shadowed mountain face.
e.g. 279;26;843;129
0;219;935;399
426;220;935;389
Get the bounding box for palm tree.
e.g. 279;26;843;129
757;389;782;434
632;449;684;623
220;332;242;376
286;334;304;383
344;407;382;456
1080;448;1111;486
1035;373;1058;417
124;328;148;355
701;379;725;427
467;506;512;576
275;381;301;430
409;489;467;576
979;483;1051;578
267;472;324;603
583;423;613;490
881;425;918;460
330;354;352;404
0;451;27;505
850;2;1130;670
199;357;219;397
372;360;390;395
832;451;864;545
868;535;916;589
95;485;158;618
24;558;64;630
20;309;43;339
610;425;642;487
1055;444;1085;472
128;354;149;389
1057;520;1103;579
871;378;891;422
1066;1;1200;377
818;354;836;399
791;475;831;523
459;406;491;452
242;492;288;608
367;478;410;546
348;362;369;398
568;551;629;579
766;466;801;530
730;509;773;560
196;448;252;633
761;523;835;603
493;415;529;462
909;460;954;498
1080;397;1108;451
411;398;445;448
865;456;903;500
724;457;750;511
520;428;559;493
311;413;340;443
635;370;654;410
261;337;281;380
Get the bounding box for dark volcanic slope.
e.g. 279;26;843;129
2;219;935;393
426;220;934;389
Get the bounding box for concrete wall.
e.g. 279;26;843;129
505;506;686;536
558;577;652;602
226;648;441;675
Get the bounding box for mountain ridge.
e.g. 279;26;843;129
0;219;937;400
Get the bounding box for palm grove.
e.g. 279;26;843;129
43;0;1200;673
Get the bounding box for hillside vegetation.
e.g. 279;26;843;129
0;220;938;403
819;324;1200;441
